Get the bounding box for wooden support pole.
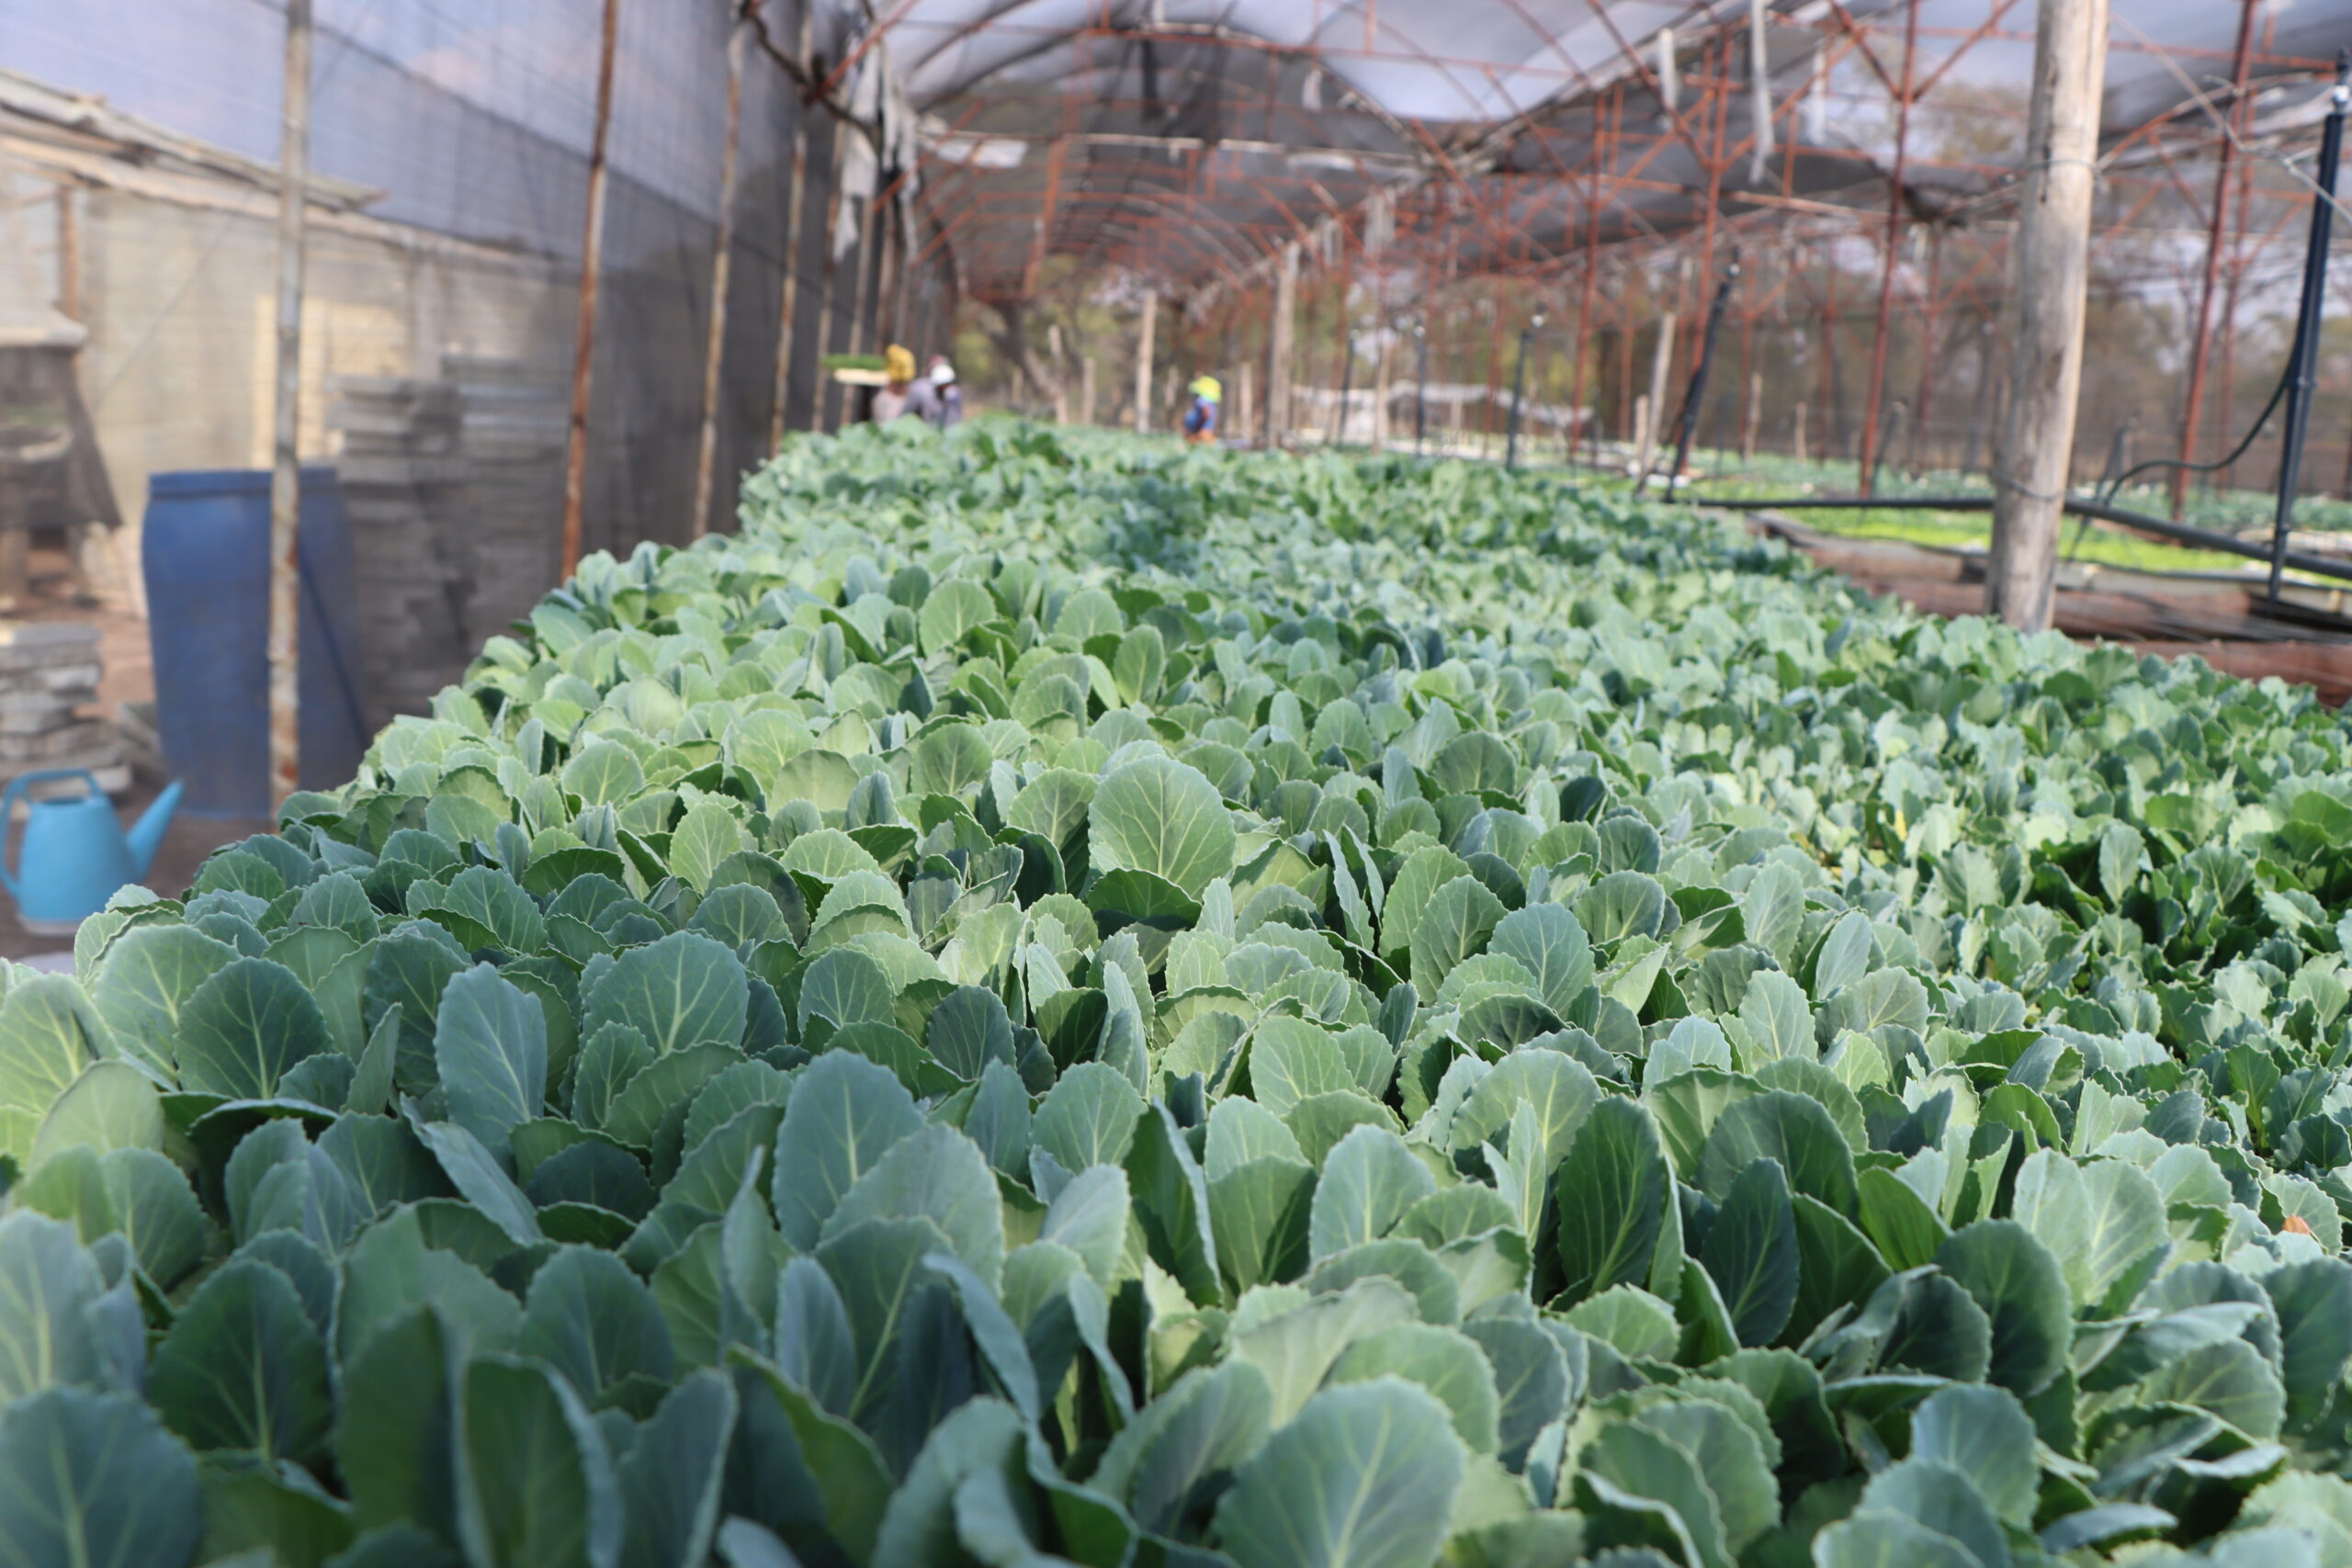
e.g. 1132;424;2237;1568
767;8;813;450
1134;289;1158;433
2174;0;2257;515
815;130;850;431
1268;246;1297;446
1909;228;1944;475
1081;355;1097;425
1857;0;1922;496
267;0;313;807
845;194;878;361
1617;319;1635;441
1987;0;2109;630
888;193;913;345
1794;400;1808;462
54;186;80;321
873;197;900;355
1635;313;1676;478
562;0;621;577
1743;372;1763;461
693;17;749;540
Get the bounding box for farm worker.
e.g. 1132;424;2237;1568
1183;376;1221;444
873;344;923;423
929;356;964;428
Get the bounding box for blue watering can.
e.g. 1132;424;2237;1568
0;770;182;935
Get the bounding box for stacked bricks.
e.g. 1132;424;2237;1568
332;365;562;730
442;355;562;646
0;623;123;792
331;377;472;728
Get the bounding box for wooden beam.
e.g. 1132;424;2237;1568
768;6;814;448
1134;288;1158;434
1268;244;1297;446
693;16;749;540
562;0;622;577
266;0;312;806
1987;0;2109;630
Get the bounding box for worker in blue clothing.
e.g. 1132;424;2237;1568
1182;376;1221;444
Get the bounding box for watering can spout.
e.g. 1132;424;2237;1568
126;782;182;882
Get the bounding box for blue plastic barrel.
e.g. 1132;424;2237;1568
142;468;368;817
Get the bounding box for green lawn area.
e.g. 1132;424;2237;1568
1666;450;2329;581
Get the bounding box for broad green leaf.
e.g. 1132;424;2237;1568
821;1123;1006;1289
1451;1048;1600;1184
771;1051;922;1252
1410;876;1508;992
918;579;997;655
1089;755;1237;898
1632;1397;1778;1552
1488;904;1593;1018
617;1370;736;1568
1698;1090;1856;1216
1909;1384;2039;1526
1034;1062;1146;1172
1935;1221;2072;1397
1091;1358;1274;1538
2267;1258;2352;1428
177;957;332;1101
1575;871;1668;944
796;948;897;1034
1212;1156;1317;1294
2139;1337;2286;1438
0;977;105;1159
196;1450;356;1566
337;1207;521;1367
582;931;749;1057
1325;1324;1500;1453
18;1145;207;1290
28;1061;162;1170
1814;1509;1982;1568
2011;1150;2163;1313
1553;1097;1670;1306
1790;1193;1890;1345
672;800;750;894
816;1215;956;1427
518;1246;674;1405
92;923;238;1077
455;1355;623;1568
1738;970;1815;1066
1574;1419;1726;1568
1213;1378;1466;1568
407;1116;544;1246
434;963;548;1161
148;1258;333;1465
1308;1125;1434;1263
1699;1156;1800;1347
338;1307;460;1540
0;1387;201;1568
1858;1460;2007;1568
739;1359;892;1563
1228;1277;1416;1427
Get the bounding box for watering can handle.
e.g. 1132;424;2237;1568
0;769;101;899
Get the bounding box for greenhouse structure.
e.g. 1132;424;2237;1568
6;3;2352;1567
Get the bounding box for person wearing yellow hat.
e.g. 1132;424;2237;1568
1183;375;1222;445
872;344;922;423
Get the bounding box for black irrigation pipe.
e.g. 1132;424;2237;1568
1708;491;2352;587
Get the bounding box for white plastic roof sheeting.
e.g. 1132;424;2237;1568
873;0;2352;296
